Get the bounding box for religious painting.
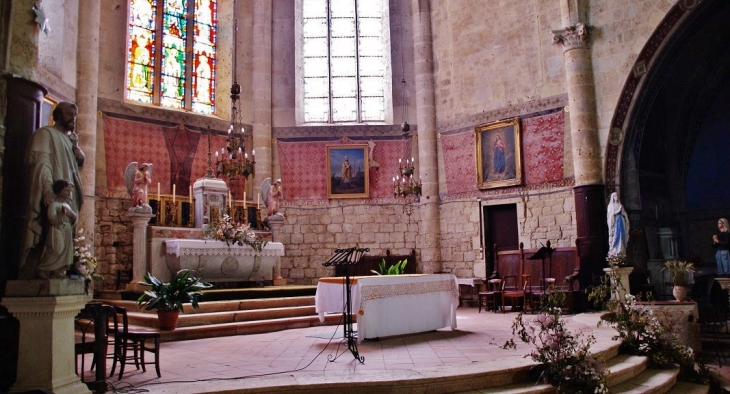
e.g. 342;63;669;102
326;145;369;199
475;118;523;189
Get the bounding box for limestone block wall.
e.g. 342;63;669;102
277;203;420;285
94;197;135;290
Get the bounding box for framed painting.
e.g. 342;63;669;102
326;145;369;199
475;117;523;189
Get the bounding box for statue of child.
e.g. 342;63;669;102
37;180;78;279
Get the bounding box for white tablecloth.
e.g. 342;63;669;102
315;274;459;342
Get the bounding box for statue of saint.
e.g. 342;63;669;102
261;178;283;217
19;102;85;279
607;192;629;257
37;180;77;279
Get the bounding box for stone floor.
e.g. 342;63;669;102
76;307;730;394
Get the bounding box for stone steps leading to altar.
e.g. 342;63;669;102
96;295;343;342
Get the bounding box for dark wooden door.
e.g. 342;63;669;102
484;204;518;274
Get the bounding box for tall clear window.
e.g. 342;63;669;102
126;0;218;115
301;0;388;123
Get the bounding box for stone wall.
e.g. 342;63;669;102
277;202;420;285
94;197;135;290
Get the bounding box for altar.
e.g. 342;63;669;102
315;274;459;342
164;239;285;283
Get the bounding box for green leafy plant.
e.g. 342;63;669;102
371;258;408;275
504;287;608;393
137;269;213;312
662;260;694;286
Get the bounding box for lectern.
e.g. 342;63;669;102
527;241;554;293
322;246;369;363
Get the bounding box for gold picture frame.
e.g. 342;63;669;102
326;145;370;199
475;117;523;189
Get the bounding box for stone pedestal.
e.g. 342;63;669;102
265;215;286;286
126;211;155;292
193;177;228;228
604;266;634;302
1;280;92;394
639;301;701;352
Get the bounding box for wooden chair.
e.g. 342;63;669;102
502;275;531;313
75;304;116;383
110;305;161;379
530;277;556;313
478;278;503;313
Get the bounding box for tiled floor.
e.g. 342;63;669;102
77;307;730;393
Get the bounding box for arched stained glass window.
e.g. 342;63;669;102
126;0;217;115
300;0;389;124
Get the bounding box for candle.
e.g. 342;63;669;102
257;193;260;209
189;185;192;203
172;184;176;203
228;191;232;209
157;182;160;202
244;192;247;210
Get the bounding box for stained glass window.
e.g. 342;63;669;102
302;0;388;123
126;0;217;115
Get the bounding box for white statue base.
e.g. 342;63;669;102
126;211;155;292
604;266;634;303
1;280;92;393
264;215;287;285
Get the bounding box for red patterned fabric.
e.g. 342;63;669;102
441;132;477;194
522;110;564;185
278;138;411;200
102;116;172;194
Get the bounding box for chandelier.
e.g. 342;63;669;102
214;12;254;181
392;73;421;214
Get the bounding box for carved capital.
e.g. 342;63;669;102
552;23;588;51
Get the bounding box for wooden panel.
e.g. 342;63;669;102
494;244;580;290
334;250;416;277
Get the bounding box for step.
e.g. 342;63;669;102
472;382;556;393
100;295;315;314
158;313;343;342
610;367;679;394
666;381;711;394
604;354;649;387
126;305;318;328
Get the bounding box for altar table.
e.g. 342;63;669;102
315;274;459;342
165;239;284;282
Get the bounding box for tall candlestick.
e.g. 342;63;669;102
157;182;160;202
244;192;247;210
189;186;192;203
172;184;176;203
257;193;260;209
228;191;232;209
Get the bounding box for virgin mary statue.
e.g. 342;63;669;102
607;192;629;256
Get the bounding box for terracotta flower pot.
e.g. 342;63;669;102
157;310;180;330
672;285;689;302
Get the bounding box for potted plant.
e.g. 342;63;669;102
137;269;213;330
662;260;694;302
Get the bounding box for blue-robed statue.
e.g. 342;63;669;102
607;192;629;256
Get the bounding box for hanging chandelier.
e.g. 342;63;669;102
214;14;254;180
392;74;421;212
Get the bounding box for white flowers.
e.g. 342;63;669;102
203;214;268;252
74;228;99;281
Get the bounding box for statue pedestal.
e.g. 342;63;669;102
1;280;92;393
127;212;155;291
604;266;634;302
266;215;287;286
639;301;701;352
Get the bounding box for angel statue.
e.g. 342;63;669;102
125;162;153;213
260;178;283;218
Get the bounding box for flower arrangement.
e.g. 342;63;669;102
606;252;627;267
504;290;608;393
203;214;267;252
73;228;102;282
662;260;694;287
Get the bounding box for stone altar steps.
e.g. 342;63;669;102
98;295;342;342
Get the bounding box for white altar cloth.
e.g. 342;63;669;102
315;274;459;342
165;240;284;282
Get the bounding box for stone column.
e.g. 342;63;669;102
604;266;633;303
266;215;286;285
76;0;101;251
411;0;442;273
2;282;91;394
252;0;273;218
126;212;155;291
553;10;607;296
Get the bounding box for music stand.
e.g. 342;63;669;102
322;246;369;363
527;241;554;293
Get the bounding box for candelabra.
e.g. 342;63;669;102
392;156;422;216
215;81;255;180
